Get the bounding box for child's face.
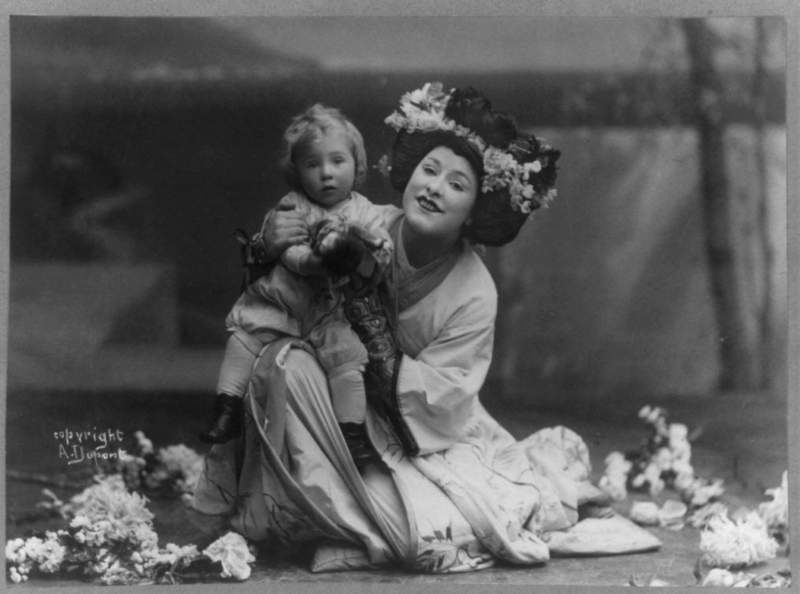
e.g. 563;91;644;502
297;128;356;208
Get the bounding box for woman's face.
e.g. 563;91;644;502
402;146;479;244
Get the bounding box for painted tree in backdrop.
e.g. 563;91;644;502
680;17;784;391
486;17;785;400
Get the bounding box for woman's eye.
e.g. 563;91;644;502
423;166;436;175
450;181;464;192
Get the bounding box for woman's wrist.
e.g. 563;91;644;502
252;232;280;265
258;201;310;264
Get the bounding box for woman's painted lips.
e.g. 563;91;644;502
417;196;442;213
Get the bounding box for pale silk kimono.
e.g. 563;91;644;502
193;211;660;573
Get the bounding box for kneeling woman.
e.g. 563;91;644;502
194;83;658;573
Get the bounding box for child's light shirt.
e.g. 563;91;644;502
225;189;395;359
274;191;393;275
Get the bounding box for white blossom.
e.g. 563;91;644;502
700;511;778;568
134;430;154;455
758;470;789;530
203;532;256;581
701;568;756;587
688;502;729;528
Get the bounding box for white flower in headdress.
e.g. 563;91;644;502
384;112;406;131
526;160;542;174
406;86;428;104
412;111;443;132
542;188;558;204
387;82;558;214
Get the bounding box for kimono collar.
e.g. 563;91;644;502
385;216;462;316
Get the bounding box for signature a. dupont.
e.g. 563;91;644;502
55;427;127;465
58;444;127;465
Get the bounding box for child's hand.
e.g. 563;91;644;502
297;252;331;277
316;228;365;277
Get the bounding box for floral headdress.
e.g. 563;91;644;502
384;82;559;214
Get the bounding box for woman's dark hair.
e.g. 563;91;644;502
389;130;483;196
389;86;559;247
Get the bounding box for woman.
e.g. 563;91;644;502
193;83;660;573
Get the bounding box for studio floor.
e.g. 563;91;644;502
5;389;791;588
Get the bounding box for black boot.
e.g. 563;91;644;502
199;394;244;444
340;423;380;469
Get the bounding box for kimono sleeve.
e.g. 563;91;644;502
392;279;497;456
350;195;400;232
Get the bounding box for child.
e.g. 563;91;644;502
200;104;393;469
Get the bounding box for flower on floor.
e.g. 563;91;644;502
698;567;791;587
105;431;204;496
157;444;205;495
5;532;66;583
749;571;792;587
699;510;778;568
6;475;239;585
688;502;729;529
58;474;129;519
6;433;245;586
6;478;158;584
599;452;631;501
599;406;724;510
135;430;154;455
629;500;687;530
657;500;687;530
629;501;659;525
202;532;257;581
758;470;789;545
678;477;725;508
700;567;757;587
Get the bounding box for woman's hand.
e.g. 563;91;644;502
257;198;310;263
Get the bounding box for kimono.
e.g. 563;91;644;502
194;210;660;573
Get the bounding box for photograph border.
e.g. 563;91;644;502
0;1;797;593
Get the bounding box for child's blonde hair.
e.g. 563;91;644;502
280;104;367;192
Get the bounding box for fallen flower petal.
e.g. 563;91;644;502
202;532;256;581
630;502;660;526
